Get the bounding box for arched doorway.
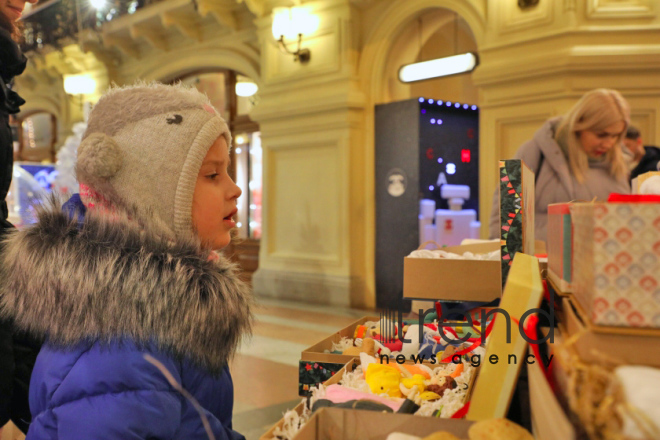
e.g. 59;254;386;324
358;1;485;308
383;9;479;106
15;110;57;163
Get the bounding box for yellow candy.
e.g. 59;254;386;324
402;364;431;379
418;391;442;401
400;374;426;397
365;364;403;398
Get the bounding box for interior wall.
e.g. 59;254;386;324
383;9;479;106
409;16;479;105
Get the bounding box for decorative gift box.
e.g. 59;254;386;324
498;159;535;289
570;202;660;328
547;203;573;293
299;316;379;396
559;297;660;367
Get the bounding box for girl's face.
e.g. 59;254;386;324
578;121;626;158
0;0;37;23
192;136;242;250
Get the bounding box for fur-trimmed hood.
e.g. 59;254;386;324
0;199;253;374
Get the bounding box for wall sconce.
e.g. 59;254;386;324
271;6;319;64
63;74;96;95
235;76;258;97
64;74;97;121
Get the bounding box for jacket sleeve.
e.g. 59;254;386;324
50;389;244;440
44;349;242;440
0;318;14;428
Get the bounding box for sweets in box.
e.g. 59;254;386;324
300;312;491;396
265;351;482;440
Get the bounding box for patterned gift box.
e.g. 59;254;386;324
570;202;660;328
547;203;573;293
499;159;535;289
298;361;344;396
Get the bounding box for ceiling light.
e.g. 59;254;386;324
399;52;478;83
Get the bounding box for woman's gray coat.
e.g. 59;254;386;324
489;117;630;242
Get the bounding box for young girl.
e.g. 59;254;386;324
0;83;253;439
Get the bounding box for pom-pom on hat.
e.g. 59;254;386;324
76;82;231;240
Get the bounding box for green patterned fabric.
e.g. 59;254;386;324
298;361;344;397
499;160;524;289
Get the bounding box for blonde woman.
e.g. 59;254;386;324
489;88;631;242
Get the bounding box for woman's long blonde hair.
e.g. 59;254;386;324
555;89;630;183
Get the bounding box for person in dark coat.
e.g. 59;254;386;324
0;83;253;439
623;125;660;180
0;0;40;435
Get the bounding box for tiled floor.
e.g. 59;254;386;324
231;297;371;440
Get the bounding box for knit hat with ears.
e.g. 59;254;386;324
76;82;231;240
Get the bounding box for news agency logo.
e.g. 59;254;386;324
378;304;555;368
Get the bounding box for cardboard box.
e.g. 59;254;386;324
263;361;357;440
293;407;474;439
559;297;660;367
403;242;502;302
266;358;479;440
300;314;485;395
301;316;380;365
299;316;379;396
570;202;660;328
527;342;577;440
403;160;535;302
547;203;573;293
